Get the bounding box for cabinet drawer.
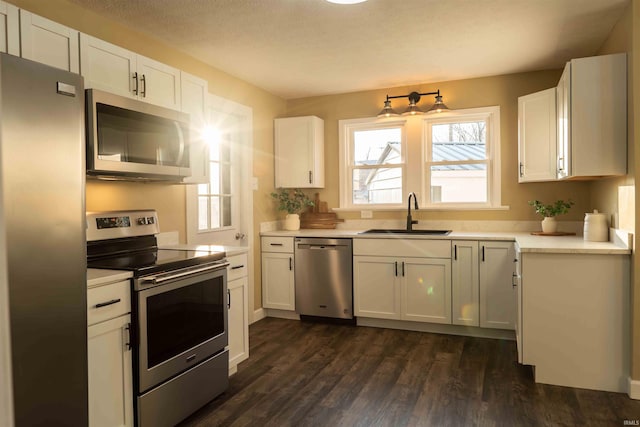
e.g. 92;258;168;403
261;236;294;253
87;280;131;326
227;253;248;281
353;238;451;258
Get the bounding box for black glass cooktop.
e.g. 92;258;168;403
87;248;226;277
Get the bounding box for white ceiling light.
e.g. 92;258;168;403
326;0;368;4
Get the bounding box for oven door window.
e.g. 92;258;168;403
146;275;224;368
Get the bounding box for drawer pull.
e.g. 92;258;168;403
270;243;284;246
231;265;245;270
94;298;121;309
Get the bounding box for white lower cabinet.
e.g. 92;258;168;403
227;253;249;375
353;239;452;324
479;241;516;330
261;237;295;311
87;279;133;427
451;241;479;326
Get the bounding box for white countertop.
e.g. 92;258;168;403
260;228;632;255
87;269;133;288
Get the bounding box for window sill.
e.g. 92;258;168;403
333;205;510;212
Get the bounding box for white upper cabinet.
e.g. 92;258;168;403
518;88;557;182
180;71;209;184
0;1;18;55
275;116;325;188
79;33;181;110
556;53;627;179
80;34;136;98
20;10;79;73
137;54;181;109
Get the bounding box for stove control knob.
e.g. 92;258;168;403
137;217;147;225
146;217;155;224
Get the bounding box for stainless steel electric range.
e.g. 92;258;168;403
87;210;229;427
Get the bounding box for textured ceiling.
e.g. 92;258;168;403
67;0;629;99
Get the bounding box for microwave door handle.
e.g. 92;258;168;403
174;121;185;166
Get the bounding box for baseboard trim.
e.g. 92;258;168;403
357;317;516;340
628;377;640;399
264;309;300;320
252;308;266;323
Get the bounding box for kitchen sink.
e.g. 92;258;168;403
359;229;451;235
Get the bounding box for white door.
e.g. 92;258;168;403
518;88;557;182
402;258;451;324
136;54;181;110
79;33;136;98
88;315;133;427
261;252;295;311
479;241;516;330
20;10;79;72
353;256;400;319
451;241;479;326
0;1;18;55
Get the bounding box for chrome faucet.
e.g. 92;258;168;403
406;192;419;231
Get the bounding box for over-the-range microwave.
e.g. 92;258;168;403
86;89;191;181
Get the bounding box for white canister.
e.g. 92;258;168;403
583;210;608;242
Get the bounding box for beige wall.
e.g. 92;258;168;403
7;0;285;310
592;1;640;380
284;71;591;223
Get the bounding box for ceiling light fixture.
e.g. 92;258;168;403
377;90;450;117
325;0;368;4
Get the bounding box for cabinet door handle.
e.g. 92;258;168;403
231;265;245;270
557;157;564;172
481;246;485;262
124;323;132;351
402;261;405;277
95;298;121;308
454;245;457;260
308;171;312;184
289;257;293;271
512;272;518;288
141;74;147;97
132;72;138;95
519;162;524;177
394;261;398;277
227;289;231;308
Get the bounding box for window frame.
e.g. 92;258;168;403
422;106;501;209
337;106;502;211
338;118;408;209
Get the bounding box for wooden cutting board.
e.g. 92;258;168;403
530;231;576;236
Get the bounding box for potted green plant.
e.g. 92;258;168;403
270;188;314;230
528;199;574;233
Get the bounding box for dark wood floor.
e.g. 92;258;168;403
180;317;640;427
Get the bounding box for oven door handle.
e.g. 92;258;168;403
139;262;229;286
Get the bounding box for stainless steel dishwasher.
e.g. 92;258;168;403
294;237;353;320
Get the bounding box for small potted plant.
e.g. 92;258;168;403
271;188;314;230
528;199;574;233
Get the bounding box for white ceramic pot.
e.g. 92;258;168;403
541;216;557;233
284;213;300;231
584;210;608;242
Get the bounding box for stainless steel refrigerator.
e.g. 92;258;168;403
0;53;87;426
